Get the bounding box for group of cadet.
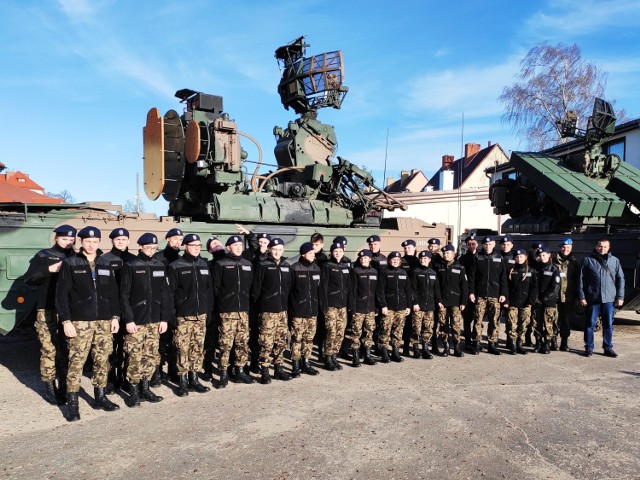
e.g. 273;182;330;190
24;224;625;422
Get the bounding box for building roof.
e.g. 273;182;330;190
427;143;507;190
0;170;63;204
385;170;429;193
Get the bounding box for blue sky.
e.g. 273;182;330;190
2;0;640;215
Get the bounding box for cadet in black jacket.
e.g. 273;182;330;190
23;224;76;405
101;227;136;393
458;234;478;351
468;236;507;355
251;237;293;383
319;242;351;371
534;247;561;354
57;226;121;421
349;249;379;367
367;235;388;272
410;251;443;359
427;238;445;270
211;235;255;388
289;242;321;377
168;234;212;396
376;251;412;363
503;249;537;355
435;245;468;357
401;239;420;272
119;233;171;406
202;235;226;380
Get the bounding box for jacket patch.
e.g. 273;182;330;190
153;271;164;277
369;275;377;280
97;269;110;276
280;267;290;272
200;269;209;275
312;274;320;280
242;265;251;271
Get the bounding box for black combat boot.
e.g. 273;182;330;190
440;338;449;357
259;366;272;384
472;341;481;355
421;344;433;359
352;349;362;368
331;354;343;370
291;359;301;378
66;392;80;422
233;366;255;384
140;378;163;402
532;337;541;353
559;337;569;351
214;370;229;389
202;362;213;382
301;357;320;375
324;355;337;371
516;339;528;355
93;387;120;411
126;383;141;407
150;365;162;387
378;346;390;363
363;346;377;365
43;380;58;405
431;337;441;356
487;342;501;355
453;343;465;357
524;332;533;347
176;374;190;396
188;371;210;393
391;346;404;362
412;344;422;359
274;365;292;381
506;339;517;355
541;341;550;354
550;337;558;351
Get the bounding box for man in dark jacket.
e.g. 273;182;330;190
503;249;537;354
367;235;387;272
289;242;321;377
435;245;468;357
119;233;170;407
24;224;76;405
168;234;212;396
251;237;293;383
401;239;420;272
553;238;579;351
410;251;442;359
458;233;478;352
349;249;379;367
56;226;120;421
468;236;507;355
534;247;561;354
578;238;625;357
211;235;255;388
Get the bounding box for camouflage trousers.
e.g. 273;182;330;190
506;306;532;342
324;307;348;355
438;306;462;345
259;311;289;367
533;305;558;342
174;314;207;375
218;311;250;369
290;316;317;360
349;312;375;350
474;297;501;343
124;323;160;383
66;320;113;393
411;310;435;346
34;309;67;382
378;310;406;349
556;301;573;339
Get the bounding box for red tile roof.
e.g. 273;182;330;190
0;171;63;204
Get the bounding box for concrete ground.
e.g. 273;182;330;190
1;315;639;480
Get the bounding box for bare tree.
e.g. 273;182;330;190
46;189;76;203
123;198;145;213
499;43;610;150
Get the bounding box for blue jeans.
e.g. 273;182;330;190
584;303;614;351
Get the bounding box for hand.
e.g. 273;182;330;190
48;261;62;273
404;308;410;316
413;304;420;313
459;304;465;311
579;299;588;307
159;321;168;334
616;299;624;308
110;319;119;334
63;322;77;338
499;296;506;303
381;307;388;315
126;322;138;334
438;303;444;310
235;224;250;235
469;294;476;303
503;303;509;309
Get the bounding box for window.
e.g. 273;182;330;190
607;139;625;161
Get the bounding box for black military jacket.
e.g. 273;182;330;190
315;250;329;267
251;255;292;313
320;258;351;311
350;264;378;314
435;260;469;308
410;265;442;311
119;252;171;325
289;258;321;318
212;253;253;313
168;253;213;318
536;261;561;307
24;244;75;309
55;250;120;321
101;247;136;286
401;254;419;272
370;251;388;272
376;265;413;311
155;245;180;266
501;249;517;275
506;262;537;308
430;253;446;271
468;251;507;300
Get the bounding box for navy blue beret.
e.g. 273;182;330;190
78;226;101;239
299;242;314;255
165;228;183;239
367;235;381;243
137;233;158;245
54;224;77;237
401;239;417;247
109;228;129;239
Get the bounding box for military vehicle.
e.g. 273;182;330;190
0;36;447;335
489;98;640;312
